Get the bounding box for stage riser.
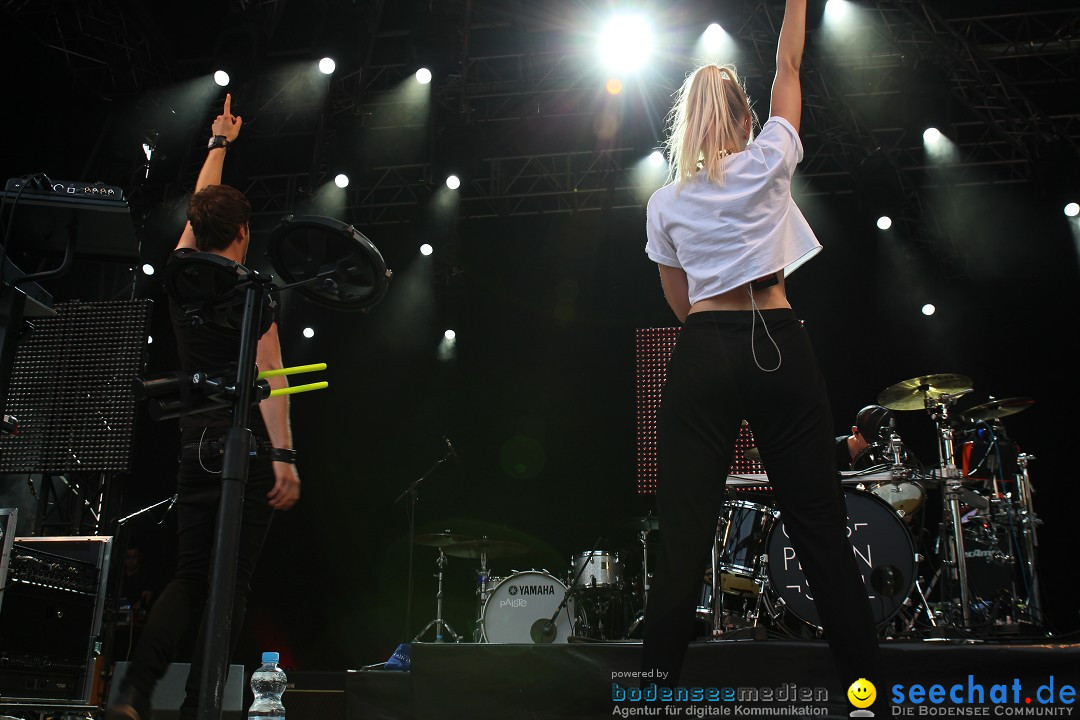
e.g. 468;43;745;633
345;642;1080;720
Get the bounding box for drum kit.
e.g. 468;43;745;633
705;373;1043;639
411;373;1042;644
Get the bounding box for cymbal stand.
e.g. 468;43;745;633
413;548;460;643
929;394;972;627
1014;453;1043;623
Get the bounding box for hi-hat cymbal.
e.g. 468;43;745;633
878;374;973;411
963;397;1034;421
442;539;528;559
414;532;475;548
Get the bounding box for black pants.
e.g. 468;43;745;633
641;310;880;695
120;429;275;718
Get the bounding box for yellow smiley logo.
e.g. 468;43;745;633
847;678;876;709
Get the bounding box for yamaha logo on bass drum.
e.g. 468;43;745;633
506;583;557;597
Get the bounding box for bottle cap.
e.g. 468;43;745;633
261;651;280;663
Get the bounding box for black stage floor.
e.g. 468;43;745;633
344;640;1079;720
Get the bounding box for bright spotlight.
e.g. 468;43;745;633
648;151;665;168
213;70;230;87
147;335;153;345
141;263;156;276
319;57;336;75
702;23;727;56
923;127;942;143
334;173;350;188
416;67;432;85
824;0;851;20
444;329;456;340
420;243;434;256
445;174;461;190
1065;202;1080;218
303;327;315;339
599;14;653;72
876;216;893;230
921;304;936;316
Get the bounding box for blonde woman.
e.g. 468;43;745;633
641;0;882;706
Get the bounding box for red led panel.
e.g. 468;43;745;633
634;327;765;495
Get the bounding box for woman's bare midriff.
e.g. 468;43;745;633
688;276;791;313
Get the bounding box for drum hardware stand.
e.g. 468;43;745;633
625;527;652;638
1013;453;1043;624
413;548;460;643
473;548;493;642
533;536;603;643
929;393;974;628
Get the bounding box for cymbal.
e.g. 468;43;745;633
442;539;528;559
878;373;973;411
624;515;660;532
414;532;475;548
963;397;1034;421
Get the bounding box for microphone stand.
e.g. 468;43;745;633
394;447;455;642
531;535;604;643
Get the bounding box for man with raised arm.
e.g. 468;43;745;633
109;94;300;720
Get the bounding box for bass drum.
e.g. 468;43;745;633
481;570;576;644
766;488;915;628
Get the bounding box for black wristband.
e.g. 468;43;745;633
270;448;296;464
208;135;231;150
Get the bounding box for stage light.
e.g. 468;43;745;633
923;127;942;143
704;23;724;44
876;216;893;230
444;329;456;340
319;57;336;75
445;174;461;190
649;151;665;168
141;263;156;276
303;327;315;338
420;243;434;256
824;0;851;20
599;14;653;72
605;78;623;95
416;67;432;85
214;70;230;87
921;304;936;316
334;174;350;188
1065;202;1079;218
147;335;153;345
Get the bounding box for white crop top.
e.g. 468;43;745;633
645;116;821;305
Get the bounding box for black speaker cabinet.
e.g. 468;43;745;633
285;672;346;720
0;534;112;705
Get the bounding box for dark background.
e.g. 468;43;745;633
2;0;1078;672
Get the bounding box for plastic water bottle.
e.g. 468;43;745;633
248;651;286;720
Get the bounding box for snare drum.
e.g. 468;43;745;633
716;499;780;595
481;570;575;643
570;551;622;592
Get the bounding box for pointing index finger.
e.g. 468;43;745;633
223;93;232;117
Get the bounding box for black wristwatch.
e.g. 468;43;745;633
270;448;297;464
207;135;231;150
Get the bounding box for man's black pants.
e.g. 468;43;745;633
120;428;275;719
